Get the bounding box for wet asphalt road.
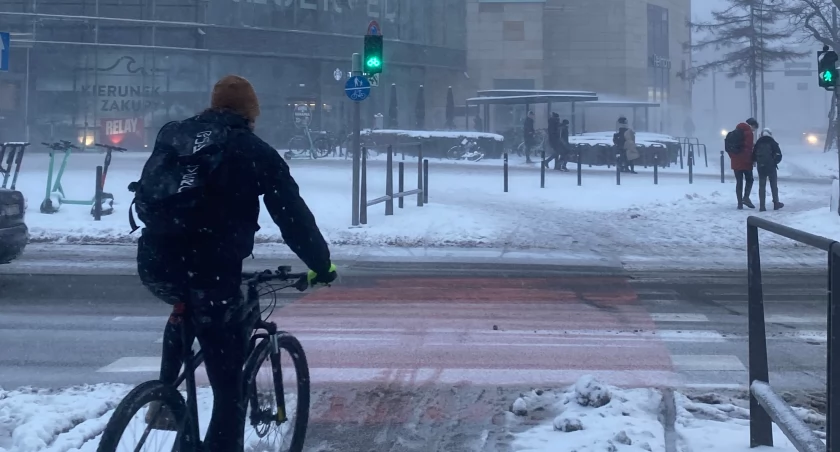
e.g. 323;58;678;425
0;254;832;452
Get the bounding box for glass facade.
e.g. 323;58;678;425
0;0;466;148
647;3;670;132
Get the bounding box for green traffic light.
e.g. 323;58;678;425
366;57;381;68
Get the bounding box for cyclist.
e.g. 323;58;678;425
129;75;336;452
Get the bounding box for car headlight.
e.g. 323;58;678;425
807;134;819;145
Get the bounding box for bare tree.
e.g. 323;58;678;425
785;0;840;152
681;0;805;120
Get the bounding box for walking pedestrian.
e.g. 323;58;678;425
724;117;759;209
621;118;640;174
558;119;571;171
543;112;562;170
524;110;536;164
753;128;784;212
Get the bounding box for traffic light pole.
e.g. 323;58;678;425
351;52;362;227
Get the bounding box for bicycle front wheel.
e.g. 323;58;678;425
311;137;332;159
244;333;311;452
286;136;307;159
97;380;195;452
445;145;463;160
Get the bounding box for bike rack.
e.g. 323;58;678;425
0;142;29;190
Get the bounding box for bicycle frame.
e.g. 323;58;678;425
170;287;291;448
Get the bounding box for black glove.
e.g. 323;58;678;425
307;264;337;287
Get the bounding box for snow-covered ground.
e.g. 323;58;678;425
9;146;840;268
507;376;821;452
0;377;822;452
0;384;294;452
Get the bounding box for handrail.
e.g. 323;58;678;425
747;215;835;452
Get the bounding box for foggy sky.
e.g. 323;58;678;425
693;0;729;20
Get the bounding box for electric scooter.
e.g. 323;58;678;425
0;142;29;190
39;141;125;216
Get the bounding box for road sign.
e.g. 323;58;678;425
367;20;381;36
345;75;371;102
293;104;312;128
333;68;343;81
367;73;380;87
0;32;9;72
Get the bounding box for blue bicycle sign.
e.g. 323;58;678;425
345;76;371;102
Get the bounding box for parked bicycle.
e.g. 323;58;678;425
286;126;331;160
515;128;547;157
446;138;484;162
341;132;381;159
97;266;313;452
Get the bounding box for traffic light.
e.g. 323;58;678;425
364;35;383;75
818;45;838;90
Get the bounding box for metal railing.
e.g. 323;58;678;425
360;144;428;225
747;215;834;451
0;142;29;190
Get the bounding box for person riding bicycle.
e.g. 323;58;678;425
129;75;337;452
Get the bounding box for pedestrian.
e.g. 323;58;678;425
523;110;536;164
753;128;784;211
621;118;640;174
724;117;759;209
473;115;483;132
558;119;571;171
542;112;561;169
613;117;627;170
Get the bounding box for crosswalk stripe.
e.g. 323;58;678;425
651;313;708;322
671;355;747;372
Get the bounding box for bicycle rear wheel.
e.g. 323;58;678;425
311;137;332;159
446;145;463;160
286;136;307;159
97;380;195;452
244;333;311;452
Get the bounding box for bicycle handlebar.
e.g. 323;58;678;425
242;265;309;292
42;141;79;150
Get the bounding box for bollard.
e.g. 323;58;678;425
360;148;368;225
423;159;429;204
688;149;694;184
615;153;621;186
504;153;509;193
702;144;708;167
654;152;659;185
720;151;725;183
398;161;405;208
94;165;103;221
417;143;424;207
385;146;394;215
679;144;684;169
540;150;546;188
577;151;582;186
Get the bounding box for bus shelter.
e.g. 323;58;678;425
465;90;598;135
577;101;661;133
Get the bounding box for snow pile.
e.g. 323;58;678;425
361;128;505;142
507;376;823;451
0;384;294;452
571;131;680;147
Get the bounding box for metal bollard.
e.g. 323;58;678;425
417;143;424;207
654;152;659;185
504;153;509;193
398;161;405;208
360;148;368;225
94;165;103;221
577;152;582;186
688;149;694;184
720;151;725;183
423;159;429;204
679;144;684;169
540;150;546;188
615;153;621;186
385;146;394;215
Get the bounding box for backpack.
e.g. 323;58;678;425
754;139;776;168
128;121;229;234
725;128;745;154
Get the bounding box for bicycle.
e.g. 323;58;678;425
446;138;484;162
97;266;313;452
286;126;331;160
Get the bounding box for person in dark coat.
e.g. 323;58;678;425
730;118;759;209
557;119;571;171
542;112;561;169
523;110;536;164
613;116;628;171
753;128;784;211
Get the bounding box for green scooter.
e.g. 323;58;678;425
39;141;125;216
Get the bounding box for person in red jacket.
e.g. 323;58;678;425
730;118;759;209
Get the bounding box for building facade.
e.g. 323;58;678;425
0;0;466;148
466;0;691;134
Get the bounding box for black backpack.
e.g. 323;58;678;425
128;121;229;234
725;128;745;154
754;139;776;168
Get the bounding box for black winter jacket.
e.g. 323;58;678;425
548;116;560;149
524;117;536;146
138;110;332;275
753;135;783;169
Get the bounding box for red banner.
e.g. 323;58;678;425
100;117;144;148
